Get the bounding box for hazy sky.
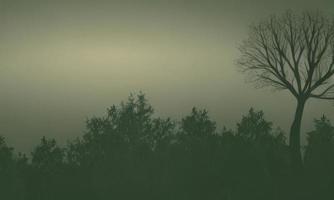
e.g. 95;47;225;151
1;0;334;153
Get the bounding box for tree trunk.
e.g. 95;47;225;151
289;98;306;172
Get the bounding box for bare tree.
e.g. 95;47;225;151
238;11;334;169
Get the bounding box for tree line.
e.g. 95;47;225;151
0;93;333;200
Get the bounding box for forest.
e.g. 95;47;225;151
1;9;334;200
0;93;333;200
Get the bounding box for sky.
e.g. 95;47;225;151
0;0;334;153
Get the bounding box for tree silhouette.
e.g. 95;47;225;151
304;116;334;200
31;137;64;172
238;11;334;169
231;109;291;200
29;137;65;200
0;136;25;200
237;108;273;140
181;107;216;137
65;93;176;200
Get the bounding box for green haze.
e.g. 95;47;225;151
0;0;333;152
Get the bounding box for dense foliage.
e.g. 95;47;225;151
0;94;333;200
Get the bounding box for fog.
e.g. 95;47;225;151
0;0;333;152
